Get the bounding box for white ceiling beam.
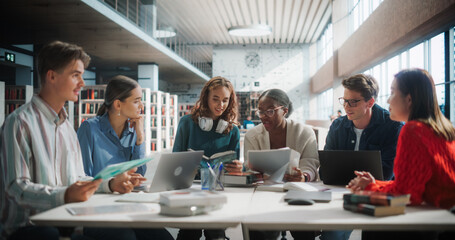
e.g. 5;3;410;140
280;0;294;43
266;0;275;43
298;0;320;43
306;0;330;43
292;0;311;43
310;2;332;43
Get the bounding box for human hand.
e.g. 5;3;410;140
109;168;147;194
284;167;304;182
65;179;102;203
224;160;243;173
347;171;375;192
129;117;144;145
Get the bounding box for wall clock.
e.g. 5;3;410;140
245;52;260;68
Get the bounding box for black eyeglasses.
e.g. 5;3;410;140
338;97;363;107
255;106;284;118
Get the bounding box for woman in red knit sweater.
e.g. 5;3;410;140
348;68;455;239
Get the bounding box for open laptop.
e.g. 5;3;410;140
144;151;203;193
318;150;384;185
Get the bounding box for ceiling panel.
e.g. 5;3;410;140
156;0;331;45
1;0;332;84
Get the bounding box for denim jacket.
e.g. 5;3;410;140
324;104;403;180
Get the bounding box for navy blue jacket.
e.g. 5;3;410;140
324;104;403;180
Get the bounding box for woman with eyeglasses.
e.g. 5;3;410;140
347;69;455;240
243;89;319;181
243;89;319;240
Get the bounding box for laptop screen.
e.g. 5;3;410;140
318;150;384;185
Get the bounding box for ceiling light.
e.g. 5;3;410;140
154;27;176;38
228;24;272;37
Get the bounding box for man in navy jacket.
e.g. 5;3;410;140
321;74;403;240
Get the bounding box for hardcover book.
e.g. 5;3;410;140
343;202;406;217
159;189;227;207
202;150;237;166
343;191;410;206
222;172;257;186
159;204;222;216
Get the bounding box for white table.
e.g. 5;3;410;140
31;186;254;230
241;188;455;240
31;184;455;239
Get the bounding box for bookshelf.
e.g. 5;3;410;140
78;85;106;127
5;85;33;118
169;95;178;149
0;82;4;126
150;91;163;152
141;88;151;155
236;91;260;126
77;85;176;153
162;92;170;150
64;101;75;128
178;103;194;120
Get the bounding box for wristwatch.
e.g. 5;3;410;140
303;173;310;182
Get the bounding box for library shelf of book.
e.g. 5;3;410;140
3;85;33;124
77;85;177;155
178;103;195;120
78;85;106;128
169;95;178;149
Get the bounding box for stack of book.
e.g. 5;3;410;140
222;172;258;186
343;190;410;217
159;189;227;216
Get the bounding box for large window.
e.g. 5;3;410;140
348;0;383;35
316;23;333;70
316;88;333;120
362;31;454;124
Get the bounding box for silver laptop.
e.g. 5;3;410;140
318;150;384;185
144;151;203;193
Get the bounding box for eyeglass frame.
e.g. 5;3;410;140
338;97;364;107
255;106;285;118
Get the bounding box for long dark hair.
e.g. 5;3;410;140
258;89;294;118
190;76;238;134
97;75;139;116
395;68;455;141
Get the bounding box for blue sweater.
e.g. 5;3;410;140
173;115;240;165
77;113;146;177
324;104;403;180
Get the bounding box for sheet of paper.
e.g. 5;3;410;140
93;157;153;180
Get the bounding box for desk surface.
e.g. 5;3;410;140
31;183;455;233
243;190;455;232
31;186;254;230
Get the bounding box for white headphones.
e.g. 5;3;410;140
198;116;229;134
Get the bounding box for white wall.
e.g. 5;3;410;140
212;44;310;123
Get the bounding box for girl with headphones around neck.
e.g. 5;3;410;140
173;76;241;240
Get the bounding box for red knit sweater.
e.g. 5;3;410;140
365;120;455;209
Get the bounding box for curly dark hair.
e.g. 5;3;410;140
190;76;238;134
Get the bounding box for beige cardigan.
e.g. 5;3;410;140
243;119;320;181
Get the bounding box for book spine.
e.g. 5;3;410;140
343;203;375;216
343;194;390;206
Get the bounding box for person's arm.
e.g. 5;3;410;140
365;123;432;205
2;118;67;210
172;116;189;152
131;138;146;176
224;126;243;173
298;127;320;181
378;121;403;180
324;120;339;150
229;126;240;159
243;132;259;171
77;121;95;177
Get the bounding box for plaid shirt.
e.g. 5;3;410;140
0;95;110;237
